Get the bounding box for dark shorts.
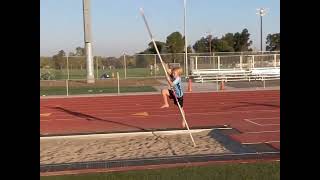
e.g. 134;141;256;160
168;89;184;107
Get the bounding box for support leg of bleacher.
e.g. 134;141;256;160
216;80;219;92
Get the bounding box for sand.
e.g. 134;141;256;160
40;130;234;165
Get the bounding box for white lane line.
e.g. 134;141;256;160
245;117;279;120
41;109;279;121
242;141;280;145
244;119;262;126
245;130;280;134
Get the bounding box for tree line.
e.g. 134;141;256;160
40;29;280;69
141;29;279;54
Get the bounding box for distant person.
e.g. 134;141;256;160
150;64;153;75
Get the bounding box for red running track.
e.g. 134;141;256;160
40;90;280;149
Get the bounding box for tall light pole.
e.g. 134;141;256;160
206;31;212;55
256;8;267;52
123;52;127;79
83;0;95;83
184;0;188;77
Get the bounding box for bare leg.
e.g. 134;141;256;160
181;108;186;128
160;89;170;108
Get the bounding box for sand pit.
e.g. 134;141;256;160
41;129;247;165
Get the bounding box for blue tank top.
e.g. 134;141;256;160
172;77;183;98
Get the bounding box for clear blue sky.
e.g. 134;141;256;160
40;0;279;57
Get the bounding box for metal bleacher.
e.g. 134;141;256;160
190;53;280;83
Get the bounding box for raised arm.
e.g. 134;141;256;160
164;63;172;76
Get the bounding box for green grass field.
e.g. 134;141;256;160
41;68;166;80
40;86;157;96
41;161;280;180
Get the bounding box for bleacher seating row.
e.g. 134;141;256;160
191;67;280;83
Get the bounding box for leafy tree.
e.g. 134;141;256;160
144;41;167;54
184;45;193;53
221;33;235;49
58;50;66;56
166;32;185;63
214;39;234;52
139;41;166;67
193;37;210;53
166;32;185;53
193;29;253;52
193;35;220;53
75;47;85;56
266;33;280;51
233;29;252;51
40;57;53;68
53;50;66;69
65;47;87;70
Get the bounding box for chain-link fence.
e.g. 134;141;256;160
40;52;280;80
40;52;280;96
40;56;87;80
